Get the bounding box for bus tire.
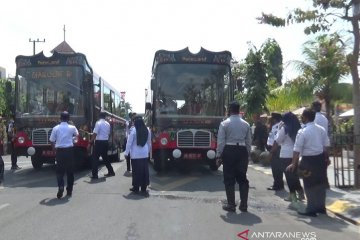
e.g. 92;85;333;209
31;156;43;169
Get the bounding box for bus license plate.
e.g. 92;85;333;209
183;153;202;160
42;150;56;156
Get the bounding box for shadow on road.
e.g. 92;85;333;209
220;211;262;226
39;197;70;206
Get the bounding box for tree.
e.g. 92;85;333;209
267;76;314;112
0;79;14;117
260;38;283;86
241;45;269;118
291;34;349;119
258;0;360;187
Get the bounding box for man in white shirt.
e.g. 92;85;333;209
312;101;328;134
267;113;284;191
89;111;115;179
49;111;79;198
287;108;330;217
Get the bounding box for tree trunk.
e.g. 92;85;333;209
350;17;360;189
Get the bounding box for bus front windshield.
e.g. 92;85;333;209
16;66;85;117
154;63;230;117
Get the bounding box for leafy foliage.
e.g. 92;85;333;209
260;39;283;86
242;46;269;117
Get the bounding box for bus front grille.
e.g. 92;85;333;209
177;130;211;148
32;128;52;145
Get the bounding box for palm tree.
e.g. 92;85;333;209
290;34;349;119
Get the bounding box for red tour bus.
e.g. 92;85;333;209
146;47;235;172
13;51;126;169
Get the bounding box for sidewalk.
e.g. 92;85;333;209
249;162;360;225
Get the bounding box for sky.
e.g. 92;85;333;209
0;0;319;113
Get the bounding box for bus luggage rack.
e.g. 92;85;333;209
177;130;211;148
32;128;52;145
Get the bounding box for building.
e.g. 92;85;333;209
0;66;6;79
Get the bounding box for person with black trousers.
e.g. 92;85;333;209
273;112;305;202
89;111;115;179
49;111;79;199
125;112;136;173
287;108;330;217
124;117;151;196
7;117;20;170
267;113;284;191
216;101;252;212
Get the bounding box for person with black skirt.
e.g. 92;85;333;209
124;117;151;196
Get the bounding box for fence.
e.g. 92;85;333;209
331;132;356;188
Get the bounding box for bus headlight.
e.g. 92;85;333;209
27;147;35;156
172;149;182;158
160;137;168;146
207;150;216;159
17;137;25;144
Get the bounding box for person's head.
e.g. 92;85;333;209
60;111;70;122
228;101;240;115
270;112;282;124
301;108;316;124
282;112;301;142
99;111;107;119
128;112;133;119
311;101;322;113
133;116;148;147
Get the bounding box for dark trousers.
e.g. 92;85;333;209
126;154;131;171
131;158;149;191
222;145;249;188
9;141;17;167
300;153;327;213
0;155;4;181
92;140;114;177
270;147;284;189
56;147;74;191
279;158;303;193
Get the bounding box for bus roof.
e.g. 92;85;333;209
152;47;232;73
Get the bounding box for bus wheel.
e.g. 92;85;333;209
31;156;43;169
209;161;219;171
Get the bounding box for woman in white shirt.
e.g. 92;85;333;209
124;117;151;196
274;112;304;202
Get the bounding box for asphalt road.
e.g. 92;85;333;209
0;154;359;240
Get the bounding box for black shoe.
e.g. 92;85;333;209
140;191;149;197
57;188;64;199
90;175;98;180
66;191;72;197
267;186;284;191
316;209;327;214
11;165;21;170
239;203;248;212
104;172;115;177
130;187;139;193
297;211;317;217
222;203;236;212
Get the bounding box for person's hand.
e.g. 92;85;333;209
326;158;331;166
286;163;297;172
216;157;223;167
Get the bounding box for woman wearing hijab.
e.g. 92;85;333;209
124;117;151;196
274;112;305;203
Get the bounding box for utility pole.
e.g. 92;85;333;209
29;38;45;55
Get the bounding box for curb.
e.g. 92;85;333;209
249;163;360;225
